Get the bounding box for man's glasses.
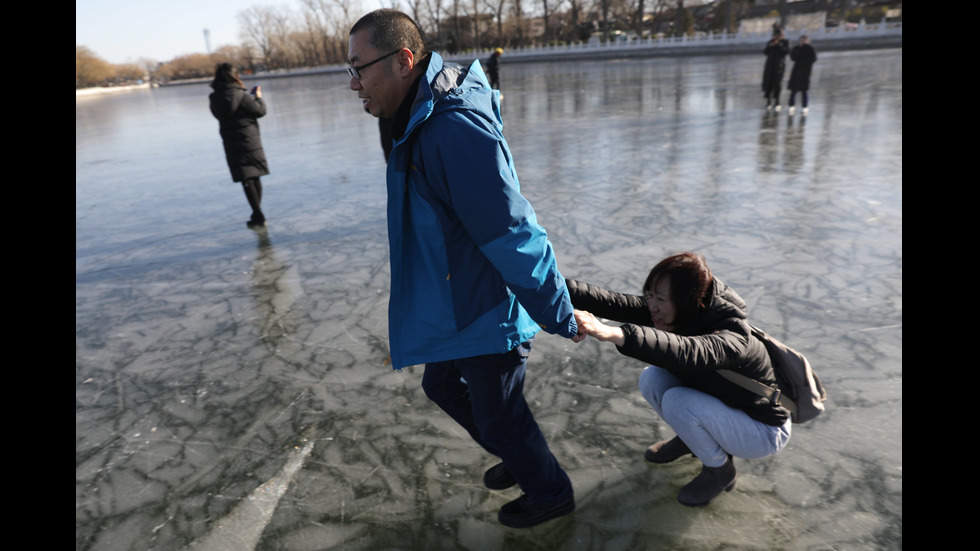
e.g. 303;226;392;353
347;50;400;80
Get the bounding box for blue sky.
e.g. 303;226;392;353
76;0;383;64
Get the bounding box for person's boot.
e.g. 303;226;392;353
242;179;266;228
677;455;737;507
483;462;517;490
498;492;575;528
644;436;692;464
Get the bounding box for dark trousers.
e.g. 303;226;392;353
421;340;572;505
765;85;781;105
789;90;809;108
241;178;265;223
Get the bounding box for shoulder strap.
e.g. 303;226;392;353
716;369;798;417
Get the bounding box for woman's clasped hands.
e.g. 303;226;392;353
572;309;626;346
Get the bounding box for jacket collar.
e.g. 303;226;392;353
678;277;749;335
393;52;497;148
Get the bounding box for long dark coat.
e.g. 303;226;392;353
209;82;269;182
761;39;789;94
485;52;501;88
788;44;817;92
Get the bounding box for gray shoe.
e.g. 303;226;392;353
644;436;692;464
677;455;737;507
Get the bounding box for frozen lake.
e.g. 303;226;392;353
76;49;902;550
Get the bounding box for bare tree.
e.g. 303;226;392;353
327;0;361;60
563;0;586;42
238;5;283;69
268;6;296;68
76;45;115;88
484;0;506;46
425;0;447;48
511;0;527;47
635;0;645;37
296;0;361;65
451;0;461;52
394;0;427;35
156;53;218;81
539;0;567;44
212;44;249;67
461;0;484;50
114;63;146;82
299;0;333;65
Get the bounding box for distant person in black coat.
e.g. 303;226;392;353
209;63;270;228
486;48;502;90
762;29;789;111
788;36;817;115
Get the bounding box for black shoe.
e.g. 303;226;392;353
483;462;517;490
644;436;692;464
246;219;266;229
677;455;737;507
498;493;575;528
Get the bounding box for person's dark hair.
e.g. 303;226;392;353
211;62;242;88
643;253;714;330
350;9;427;59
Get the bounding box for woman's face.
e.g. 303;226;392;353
645;277;677;332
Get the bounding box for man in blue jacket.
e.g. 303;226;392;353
348;9;581;528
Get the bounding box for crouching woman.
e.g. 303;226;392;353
570;253;791;506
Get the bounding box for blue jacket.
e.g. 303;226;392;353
385;52;577;369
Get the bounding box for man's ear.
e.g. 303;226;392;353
396;48;415;76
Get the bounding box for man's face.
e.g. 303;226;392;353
348;31;403;118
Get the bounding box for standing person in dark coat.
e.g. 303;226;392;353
209;63;270;229
485;47;502;90
761;29;789;111
788;35;817;115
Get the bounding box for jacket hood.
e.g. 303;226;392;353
209;83;247;118
680;277;748;335
399;52;501;145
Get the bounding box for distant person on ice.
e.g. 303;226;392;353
209;63;270;229
788;35;817;115
762;29;789;111
486;47;502;90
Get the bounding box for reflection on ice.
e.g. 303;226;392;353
77;49;901;550
185;439;315;551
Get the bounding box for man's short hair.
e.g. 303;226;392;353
350;9;427;58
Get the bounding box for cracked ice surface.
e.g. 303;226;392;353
77;49;901;550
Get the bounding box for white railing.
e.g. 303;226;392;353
462;19;901;60
166;18;900;83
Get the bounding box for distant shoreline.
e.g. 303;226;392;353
77;26;901;95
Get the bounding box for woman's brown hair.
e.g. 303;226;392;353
643;253;713;331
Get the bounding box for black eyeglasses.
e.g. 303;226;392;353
347;50;400;80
